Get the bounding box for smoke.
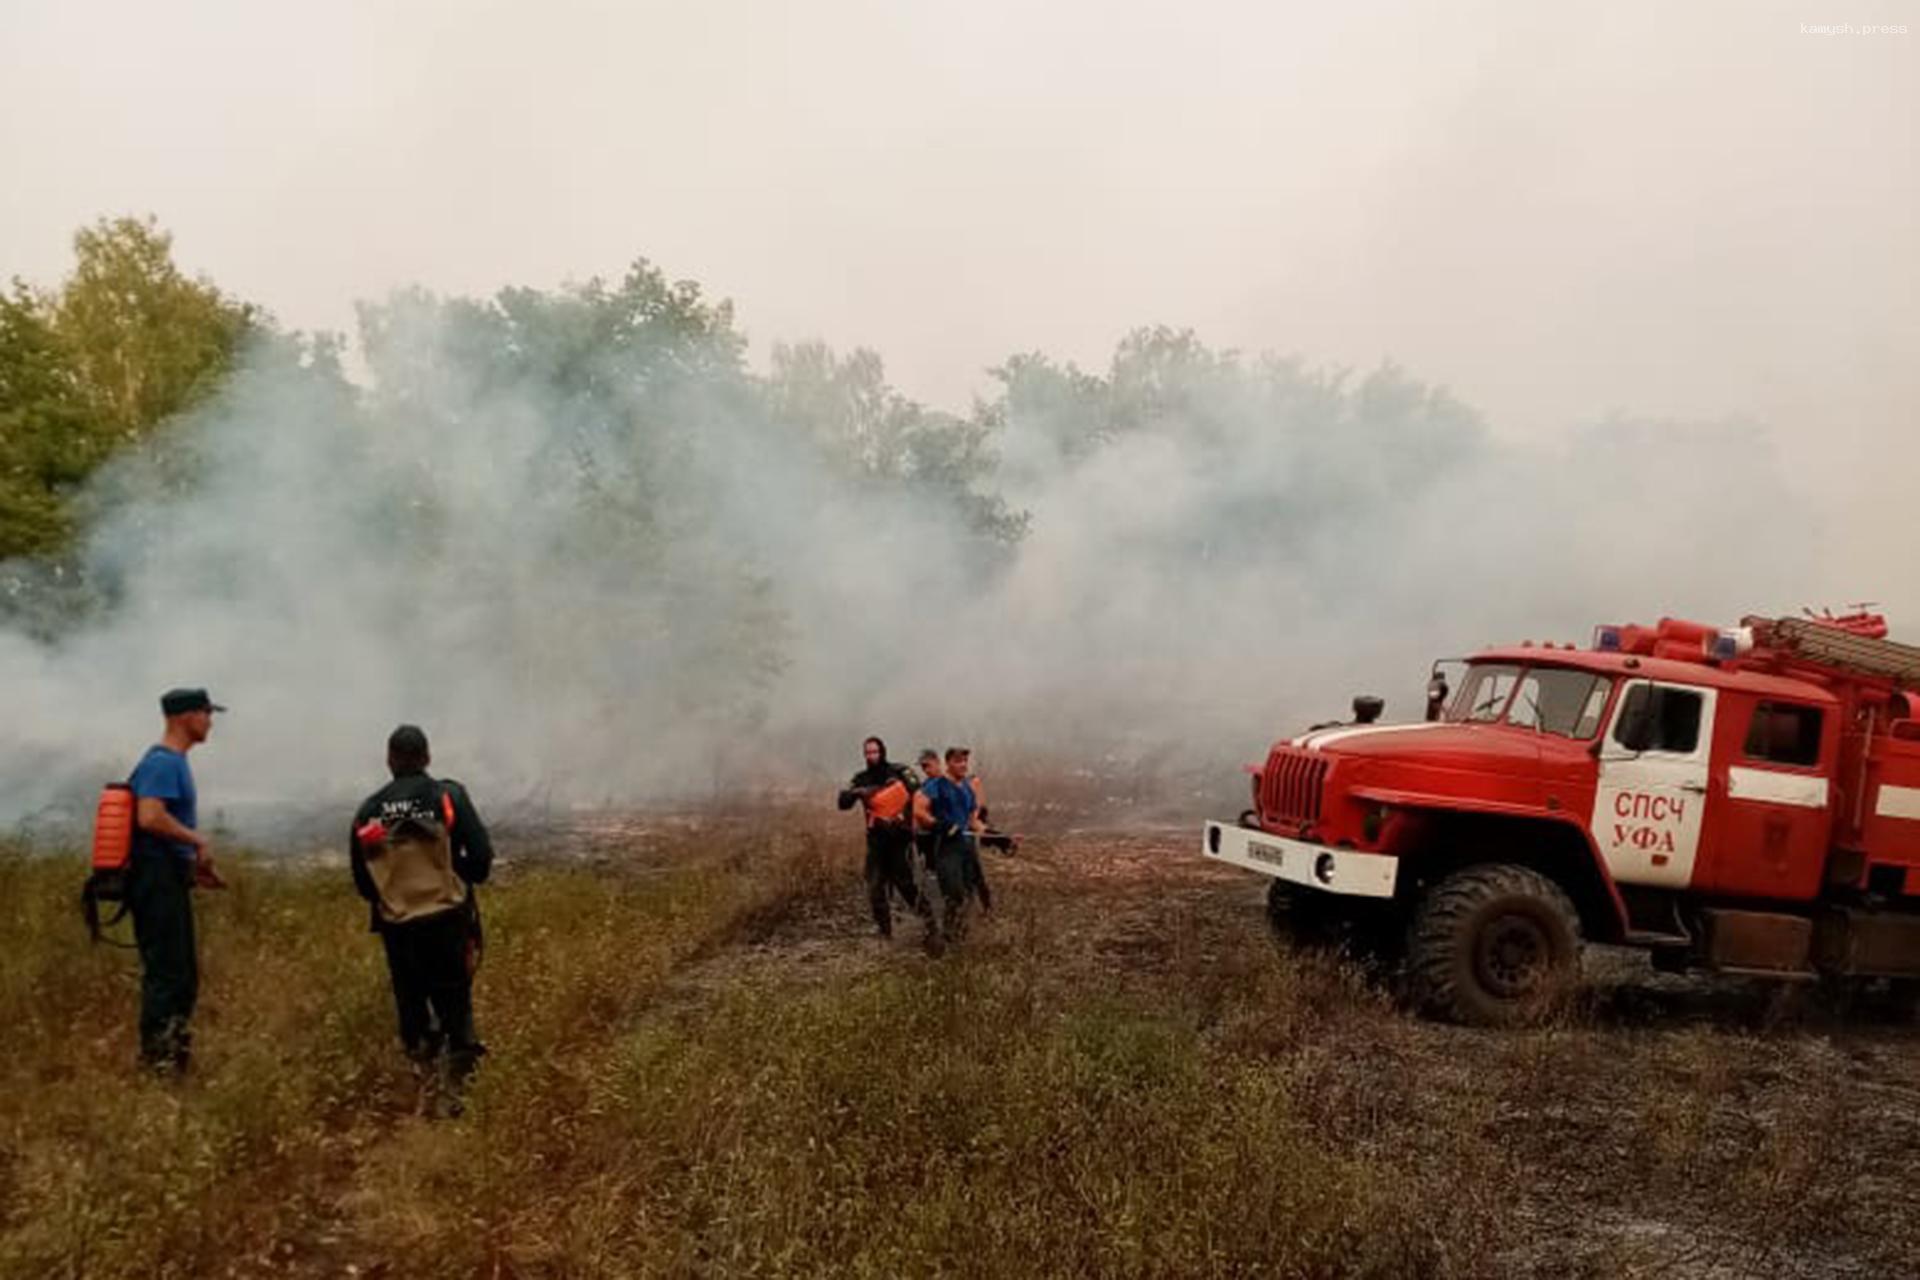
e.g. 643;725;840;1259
0;273;1874;838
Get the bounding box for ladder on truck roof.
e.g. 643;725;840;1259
1745;616;1920;688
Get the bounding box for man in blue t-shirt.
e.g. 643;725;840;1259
126;686;225;1075
919;747;980;937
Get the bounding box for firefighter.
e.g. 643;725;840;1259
349;725;494;1116
126;687;225;1076
911;748;950;933
945;748;995;915
918;747;981;936
836;736;923;939
914;746;943;781
912;747;945;863
967;759;1021;864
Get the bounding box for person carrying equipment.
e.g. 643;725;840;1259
911;747;952;938
912;746;945;863
836;736;925;941
919;747;982;937
959;756;1022;858
945;747;998;915
123;687;226;1075
349;724;495;1116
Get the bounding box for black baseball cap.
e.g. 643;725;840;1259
160;688;226;716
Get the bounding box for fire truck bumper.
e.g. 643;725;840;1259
1201;821;1399;899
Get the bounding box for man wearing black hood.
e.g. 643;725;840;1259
836;736;922;939
350;724;495;1116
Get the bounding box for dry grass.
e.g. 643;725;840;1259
3;815;1918;1279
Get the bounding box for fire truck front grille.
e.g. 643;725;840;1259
1261;748;1328;827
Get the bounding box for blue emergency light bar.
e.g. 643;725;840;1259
1705;627;1754;662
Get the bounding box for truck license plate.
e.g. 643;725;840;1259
1246;841;1286;870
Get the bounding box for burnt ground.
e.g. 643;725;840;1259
15;756;1920;1279
114;802;1918;1278
556;813;1920;1280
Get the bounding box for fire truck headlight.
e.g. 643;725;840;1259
1313;852;1336;886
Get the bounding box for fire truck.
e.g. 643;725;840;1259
1202;611;1920;1025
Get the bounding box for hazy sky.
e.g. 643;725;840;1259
3;0;1913;462
1;0;1914;822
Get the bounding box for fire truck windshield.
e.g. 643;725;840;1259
1445;664;1613;738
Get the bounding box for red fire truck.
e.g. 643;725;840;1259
1203;612;1920;1024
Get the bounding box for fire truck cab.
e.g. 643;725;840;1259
1203;612;1920;1025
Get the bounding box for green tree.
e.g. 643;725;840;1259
0;216;255;562
767;341;918;476
978;351;1110;463
353;264;791;726
52;216;253;441
0;284;90;557
766;340;1027;544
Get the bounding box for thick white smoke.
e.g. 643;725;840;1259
0;278;1872;840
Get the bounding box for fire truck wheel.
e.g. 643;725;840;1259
1407;864;1580;1027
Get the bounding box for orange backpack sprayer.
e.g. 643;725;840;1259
82;782;138;944
93;782;135;871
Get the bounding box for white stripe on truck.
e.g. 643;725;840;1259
1877;784;1920;821
1725;767;1828;810
1289;721;1448;750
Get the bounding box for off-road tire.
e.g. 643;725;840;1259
1406;864;1580;1027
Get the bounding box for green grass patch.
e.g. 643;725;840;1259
9;828;1910;1279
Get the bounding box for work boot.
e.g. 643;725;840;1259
405;1036;444;1115
428;1063;465;1120
431;1043;486;1120
140;1023;191;1079
140;1050;186;1080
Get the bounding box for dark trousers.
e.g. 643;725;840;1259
927;830;977;935
963;838;993;913
864;824;920;936
380;908;483;1078
128;854;198;1070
